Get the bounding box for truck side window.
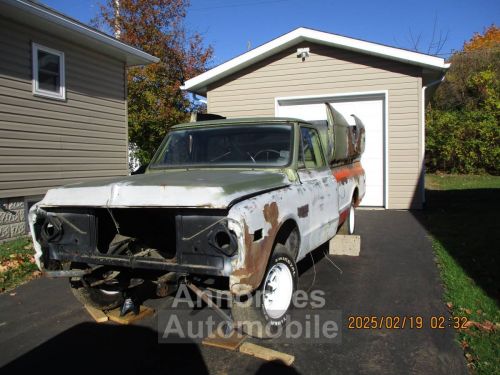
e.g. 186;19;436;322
299;127;326;169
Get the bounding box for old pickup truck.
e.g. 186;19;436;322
29;104;365;337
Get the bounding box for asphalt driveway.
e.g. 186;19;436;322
0;210;467;374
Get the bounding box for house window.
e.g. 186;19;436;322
32;43;65;100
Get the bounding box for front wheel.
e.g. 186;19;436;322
231;245;298;339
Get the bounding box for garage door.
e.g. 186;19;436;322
276;95;385;207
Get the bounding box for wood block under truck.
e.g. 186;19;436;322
29;104;366;338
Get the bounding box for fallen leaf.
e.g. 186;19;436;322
463;320;496;332
446;302;453;309
9;292;16;296
464;308;472;315
465;353;473;362
463;320;476;329
480;321;495;331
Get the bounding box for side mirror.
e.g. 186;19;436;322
132;164;148;175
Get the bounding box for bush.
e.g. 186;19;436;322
426;26;499;174
426;109;499;174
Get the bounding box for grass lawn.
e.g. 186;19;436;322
424;174;500;374
0;237;40;293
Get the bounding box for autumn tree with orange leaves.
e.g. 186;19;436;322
426;25;499;173
464;25;500;52
96;0;213;166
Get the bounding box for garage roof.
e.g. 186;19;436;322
1;0;159;66
182;27;450;96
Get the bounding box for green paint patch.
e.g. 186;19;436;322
424;174;500;374
0;237;40;293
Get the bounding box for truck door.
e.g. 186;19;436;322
297;126;339;253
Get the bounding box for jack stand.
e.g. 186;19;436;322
187;281;247;351
120;296;139;316
185;281;294;365
186;281;235;332
119;278;144;316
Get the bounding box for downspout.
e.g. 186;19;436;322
421;75;446;204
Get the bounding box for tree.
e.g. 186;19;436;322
96;0;213;166
464;25;500;52
426;25;499;174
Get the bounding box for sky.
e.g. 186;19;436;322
43;0;499;66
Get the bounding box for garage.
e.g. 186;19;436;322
182;27;449;209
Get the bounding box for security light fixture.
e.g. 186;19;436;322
297;47;310;61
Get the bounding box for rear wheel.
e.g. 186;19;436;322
338;200;355;235
231;244;298;338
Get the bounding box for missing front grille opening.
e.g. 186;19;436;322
253;229;263;242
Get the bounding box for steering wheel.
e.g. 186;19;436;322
254;149;281;161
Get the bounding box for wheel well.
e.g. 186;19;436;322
274;219;300;260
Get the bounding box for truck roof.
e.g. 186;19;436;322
171;117;311;129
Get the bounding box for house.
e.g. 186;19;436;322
182;27;449;209
0;0;158;241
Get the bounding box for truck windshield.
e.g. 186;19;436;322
149;124;293;168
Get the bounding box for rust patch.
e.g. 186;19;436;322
331;161;364;184
263;202;279;228
230;202;280;295
297;204;309;218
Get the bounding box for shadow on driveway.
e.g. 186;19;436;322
0;322;208;375
416;187;500;302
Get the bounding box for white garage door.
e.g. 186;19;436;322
276;95;385;207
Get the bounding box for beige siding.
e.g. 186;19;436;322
207;42;423;209
0;16;128;199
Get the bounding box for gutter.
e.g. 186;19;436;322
420;75;446;204
181;28;450;95
5;0;159;65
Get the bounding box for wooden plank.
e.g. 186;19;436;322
239;342;295;366
84;304;109;323
105;305;155;325
202;329;247;351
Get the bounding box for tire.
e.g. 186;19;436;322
338;200;355;235
231;243;298;339
71;282;125;310
69;265;125;310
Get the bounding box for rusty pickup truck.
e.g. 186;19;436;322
29;104;365;337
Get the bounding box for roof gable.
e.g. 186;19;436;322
182;27;449;95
